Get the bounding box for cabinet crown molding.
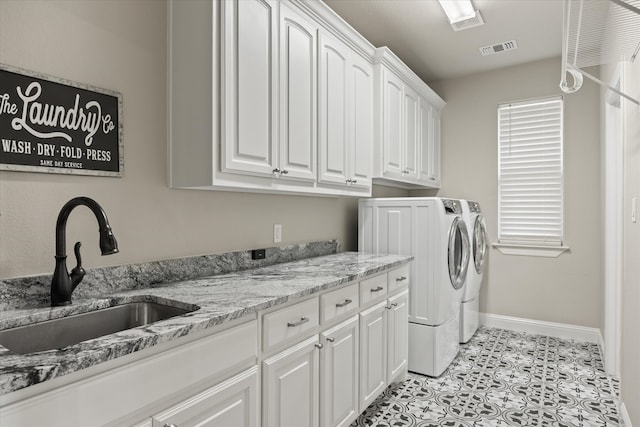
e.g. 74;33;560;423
373;47;445;110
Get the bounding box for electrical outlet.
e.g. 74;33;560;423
274;224;282;243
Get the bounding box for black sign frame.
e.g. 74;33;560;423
0;63;123;177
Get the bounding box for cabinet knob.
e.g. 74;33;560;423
345;179;352;184
351;179;357;184
315;343;323;349
273;168;281;174
326;337;335;342
281;169;289;174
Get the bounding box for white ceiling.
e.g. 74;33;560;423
323;0;564;83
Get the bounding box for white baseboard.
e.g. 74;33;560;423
480;312;603;344
620;402;632;427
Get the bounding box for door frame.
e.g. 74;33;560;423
603;64;624;377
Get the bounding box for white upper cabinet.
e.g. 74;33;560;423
318;30;373;190
221;0;278;177
403;84;420;181
349;53;374;188
372;47;445;189
279;3;317;182
418;99;441;186
169;0;375;196
318;30;350;186
380;68;404;178
169;1;440;195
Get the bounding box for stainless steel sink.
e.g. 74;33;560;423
0;302;197;354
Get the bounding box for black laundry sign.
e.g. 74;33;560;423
0;64;123;176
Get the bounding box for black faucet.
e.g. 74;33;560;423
51;197;119;307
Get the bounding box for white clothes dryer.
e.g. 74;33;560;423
460;200;487;343
359;197;470;377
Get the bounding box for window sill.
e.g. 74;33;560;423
493;243;570;258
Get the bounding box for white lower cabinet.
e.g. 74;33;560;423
320;316;359;427
359;301;388;411
263;335;321;427
387;290;409;383
151;366;259;427
359;289;409;412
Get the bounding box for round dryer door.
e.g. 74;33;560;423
473;215;488;274
448;217;470;290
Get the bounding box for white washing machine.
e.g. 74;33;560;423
460;200;487;343
359;197;470;377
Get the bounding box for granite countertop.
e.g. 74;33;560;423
0;252;412;397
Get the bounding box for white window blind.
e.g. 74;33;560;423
498;96;564;246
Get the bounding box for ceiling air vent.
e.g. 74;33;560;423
450;11;485;31
480;40;518;56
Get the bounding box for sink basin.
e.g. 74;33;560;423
0;302;197;354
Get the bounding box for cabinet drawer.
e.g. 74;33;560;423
263;297;319;352
359;273;387;306
320;283;359;324
388;264;410;292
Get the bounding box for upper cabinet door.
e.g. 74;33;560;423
418;98;432;184
349;53;373;189
279;3;317;182
318;30;350;186
221;0;278;177
403;85;419;180
430;108;442;186
381;69;404;177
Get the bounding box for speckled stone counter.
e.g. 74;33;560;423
0;251;412;397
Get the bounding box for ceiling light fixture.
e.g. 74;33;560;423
438;0;478;24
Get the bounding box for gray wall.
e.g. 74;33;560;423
414;57;603;330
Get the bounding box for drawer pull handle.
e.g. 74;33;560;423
287;317;310;327
315;343;323;349
396;276;407;281
370;286;384;293
392;302;398;307
326;337;335;342
335;299;352;308
385;305;393;310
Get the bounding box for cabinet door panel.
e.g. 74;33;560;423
349;55;373;188
280;4;316;181
321;316;359;427
382;69;404;177
152;366;259;427
418;99;431;183
318;31;349;185
222;0;278;176
431;108;442;186
387;290;409;383
263;336;320;427
403;85;419;180
359;301;387;412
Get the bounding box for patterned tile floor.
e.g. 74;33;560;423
352;326;620;427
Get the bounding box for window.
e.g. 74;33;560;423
497;96;565;251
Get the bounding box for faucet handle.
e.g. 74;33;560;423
70;241;86;290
